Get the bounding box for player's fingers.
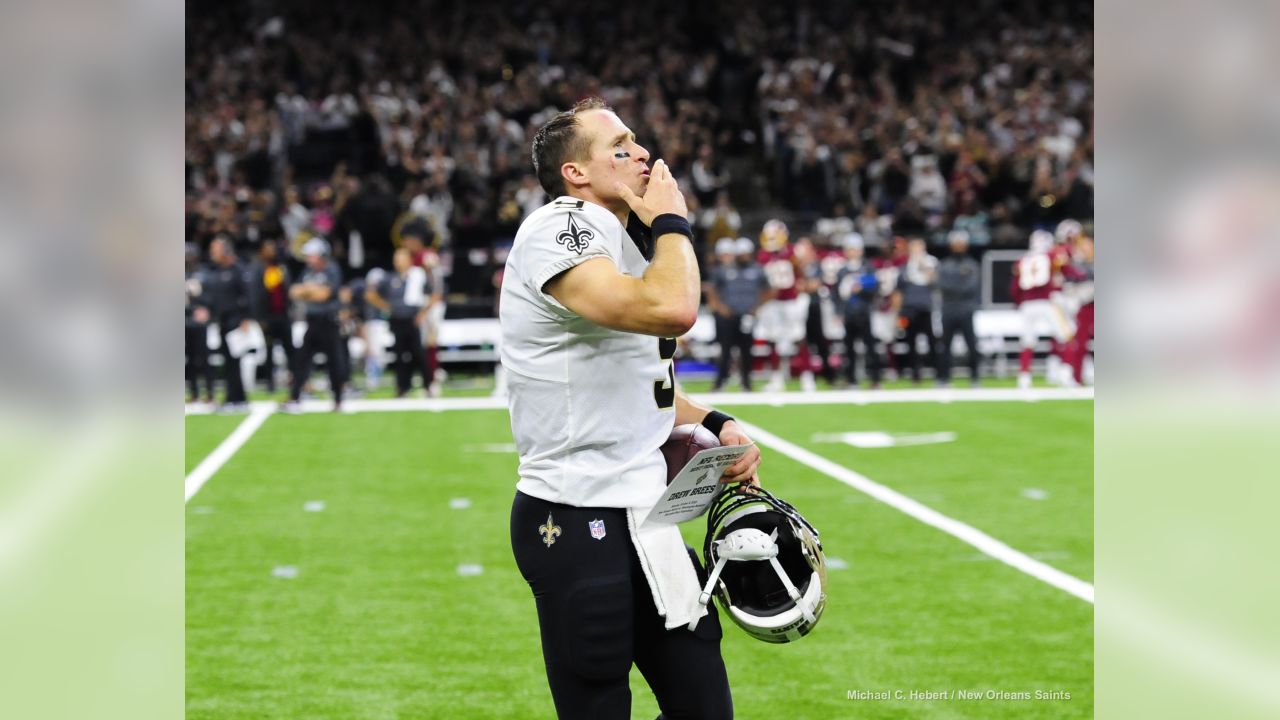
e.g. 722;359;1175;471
718;462;752;483
721;458;750;479
653;158;667;182
719;453;761;483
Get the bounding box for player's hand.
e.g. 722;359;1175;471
717;421;761;487
615;159;687;226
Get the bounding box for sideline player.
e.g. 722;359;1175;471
501;97;760;720
1062;229;1094;385
402;230;446;396
1011;230;1076;389
755;219;807;391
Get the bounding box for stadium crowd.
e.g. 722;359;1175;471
185;0;1093;406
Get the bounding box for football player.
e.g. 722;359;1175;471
792;236;839;391
755;219;808;392
1062;230;1095;385
1011;230;1077;389
501;97;760;720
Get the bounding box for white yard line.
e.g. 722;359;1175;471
734;419;1095;604
183;387;1092;416
185;406;273;503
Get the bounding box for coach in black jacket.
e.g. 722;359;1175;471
205;236;253;408
937;230;982;386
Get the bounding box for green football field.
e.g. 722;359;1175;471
186;392;1093;719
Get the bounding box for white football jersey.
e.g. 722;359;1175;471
500;197;676;509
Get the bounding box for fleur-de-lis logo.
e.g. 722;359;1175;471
556;215;594;255
538;512;562;548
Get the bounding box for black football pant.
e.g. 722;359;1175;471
939;311;980;383
803;295;837;385
290;316;345;404
389;316;428;395
510;491;732;720
842;312;882;385
185;325;213;401
714;314;754;391
217;322;247;404
901;308;937;382
260;315;294;393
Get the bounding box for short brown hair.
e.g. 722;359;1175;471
531;97;611;197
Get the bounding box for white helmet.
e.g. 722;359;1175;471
1055;219;1083;244
691;487;827;643
1029;229;1054;254
715;238;735;256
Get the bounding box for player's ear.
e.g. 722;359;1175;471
562;161;589;190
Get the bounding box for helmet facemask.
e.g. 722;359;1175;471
690;487;827;643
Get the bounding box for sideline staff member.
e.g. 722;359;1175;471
283;238;345;412
366;248;430;397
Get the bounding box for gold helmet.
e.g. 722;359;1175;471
759;219;790;252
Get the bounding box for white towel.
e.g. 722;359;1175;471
627;508;708;630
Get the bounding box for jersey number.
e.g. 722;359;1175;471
653;337;677;409
764;259;795;289
1019;253;1051;290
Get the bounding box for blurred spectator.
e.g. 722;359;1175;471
185;244;214;404
248;240;293;393
205;237;253;410
515;175;547;220
690;143;729;207
909;155;948;217
937;230;982;386
283;239;345;412
855;204;891;248
897;238;940;384
698;191;742;251
186;0;1092;299
835;234;883;388
336;174;399;271
705;238;768;392
952;195;992;247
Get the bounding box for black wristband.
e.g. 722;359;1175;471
651;213;693;241
702;410;734;438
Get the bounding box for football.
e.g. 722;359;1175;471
660;423;722;484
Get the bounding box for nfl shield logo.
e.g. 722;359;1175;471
588;519;606;540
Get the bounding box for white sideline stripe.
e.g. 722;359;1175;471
734;419;1095;604
183;387;1092;416
699;387;1093;406
185;406;273;503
